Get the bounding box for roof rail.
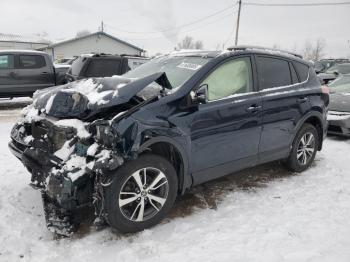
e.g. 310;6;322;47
227;45;303;59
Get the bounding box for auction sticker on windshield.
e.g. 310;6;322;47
177;62;202;70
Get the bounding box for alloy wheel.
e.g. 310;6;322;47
118;167;169;222
296;132;315;165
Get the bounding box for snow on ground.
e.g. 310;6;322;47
0;110;350;262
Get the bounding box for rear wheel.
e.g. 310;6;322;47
286;123;319;172
104;154;178;233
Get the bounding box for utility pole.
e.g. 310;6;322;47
101;21;104;32
234;0;242;46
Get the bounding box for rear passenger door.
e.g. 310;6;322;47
256;55;310;163
16;54;55;93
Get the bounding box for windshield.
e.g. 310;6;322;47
123;55;212;88
326;64;350;74
329;75;350;93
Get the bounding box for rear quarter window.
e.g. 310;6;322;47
289;62;299;84
256;56;292;90
19;55;46;69
293;62;309;82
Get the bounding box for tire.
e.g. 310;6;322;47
286;123;319;172
104;154;178;233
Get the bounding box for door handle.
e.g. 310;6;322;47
297;97;308;103
246;105;262;113
8;71;16;77
41;72;49;75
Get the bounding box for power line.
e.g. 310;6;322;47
120;10;237;41
104;2;238;35
244;1;350;7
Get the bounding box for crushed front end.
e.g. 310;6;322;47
9;73;172;236
9;113;125;235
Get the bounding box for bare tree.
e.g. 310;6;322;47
177;36;204;50
302;38;326;61
76;30;91;38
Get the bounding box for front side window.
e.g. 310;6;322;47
257;56;292;90
19;55;46;69
200;57;253;101
0;55;14;69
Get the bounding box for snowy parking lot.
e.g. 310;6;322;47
0;107;350;262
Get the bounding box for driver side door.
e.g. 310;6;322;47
190;56;263;185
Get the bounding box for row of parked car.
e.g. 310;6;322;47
315;58;350;84
312;58;350;137
0;50;149;98
3;46;350;236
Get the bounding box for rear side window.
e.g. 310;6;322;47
0;54;14;69
19;55;46;69
293;62;309;82
256;56;292;90
85;59;121;77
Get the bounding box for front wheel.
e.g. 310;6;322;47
286;123;319;172
104;154;178;233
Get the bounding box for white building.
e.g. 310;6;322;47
0;33;50;50
41;31;145;60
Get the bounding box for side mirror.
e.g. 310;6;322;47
191;84;208;104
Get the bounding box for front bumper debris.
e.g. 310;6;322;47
9;119;125;235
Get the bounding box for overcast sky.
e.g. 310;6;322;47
1;0;349;57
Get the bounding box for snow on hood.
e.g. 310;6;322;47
32;72;171;120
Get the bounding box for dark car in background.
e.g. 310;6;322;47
65;53;150;82
327;74;350;137
0;50;68;98
9;47;328;236
317;62;350;84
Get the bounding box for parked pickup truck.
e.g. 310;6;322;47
65;53;150;82
0;50;68;98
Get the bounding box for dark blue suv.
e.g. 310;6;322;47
9;47;329;235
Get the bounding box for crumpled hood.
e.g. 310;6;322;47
329;93;350;112
33;72;172;120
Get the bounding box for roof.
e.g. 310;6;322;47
228;45;303;59
46;31;144;52
167;50;220;58
0;49;47;54
0;33;50;44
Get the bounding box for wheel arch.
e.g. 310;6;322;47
292;111;325;151
138;136;191;195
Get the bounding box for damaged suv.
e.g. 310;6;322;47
9;47;328;235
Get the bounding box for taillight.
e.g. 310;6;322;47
321;85;330;95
